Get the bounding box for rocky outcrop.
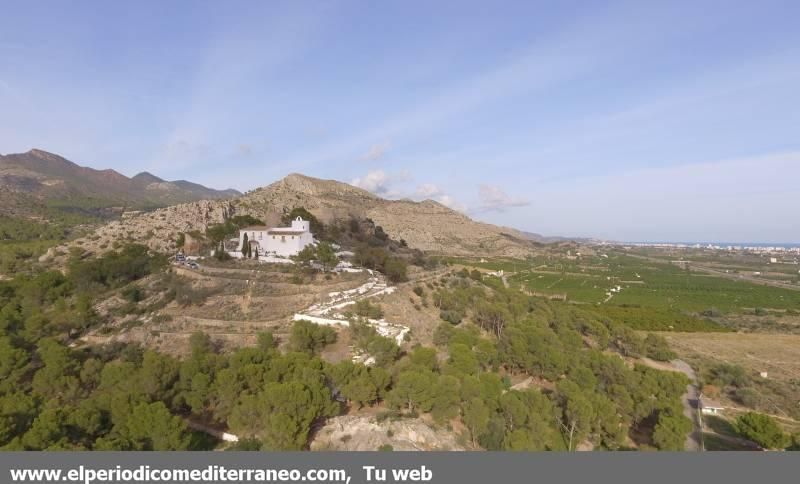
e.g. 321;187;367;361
310;415;466;451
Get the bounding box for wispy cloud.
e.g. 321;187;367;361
360;141;390;162
276;3;707;172
475;184;530;213
412;183;466;213
415;183;443;198
148;3;331;174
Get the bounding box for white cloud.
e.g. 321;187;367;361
435;194;467;213
360;141;390;162
412;183;466;213
415;183;443;198
351;173;467;213
351;169;410;197
476;184;530;212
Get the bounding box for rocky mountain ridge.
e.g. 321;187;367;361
45;173;537;260
0;149;241;212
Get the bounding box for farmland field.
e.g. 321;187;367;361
452;252;800;315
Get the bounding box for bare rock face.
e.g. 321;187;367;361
310;415;466;451
54;173;536;259
182;232;203;256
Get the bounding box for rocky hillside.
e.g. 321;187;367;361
0;149;240;212
45;173;537;260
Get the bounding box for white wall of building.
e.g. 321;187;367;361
234;217;314;258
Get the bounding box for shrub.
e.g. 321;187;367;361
440;309;464;325
384;257;408;283
643;333;676;362
734;387;760;408
121;285;144;303
352;300;384;319
289;320;337;354
709;363;750;388
734;412;788;449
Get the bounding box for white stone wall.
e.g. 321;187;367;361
233;218;314;257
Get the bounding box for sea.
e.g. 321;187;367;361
631;242;800;249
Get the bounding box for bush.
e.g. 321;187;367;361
734;412;788;449
384;257;408;283
643;333;676;362
709;363;750;388
69;244;166;291
733;387;760;408
289;320;337;354
121;285;144;303
412;286;424;297
352;300;384;319
440;309;464;325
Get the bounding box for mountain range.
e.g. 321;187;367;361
0;149;240;215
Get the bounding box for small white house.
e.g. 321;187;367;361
232;217;314;258
700;397;725;416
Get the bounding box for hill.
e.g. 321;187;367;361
46;173;538;259
0;149;241;214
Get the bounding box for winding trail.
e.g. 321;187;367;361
292;271;410;348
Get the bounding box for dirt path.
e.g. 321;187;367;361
185;419;239;444
293;272;410;351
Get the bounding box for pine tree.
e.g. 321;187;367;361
242;233;249;258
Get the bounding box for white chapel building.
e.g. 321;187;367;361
232;217;314;258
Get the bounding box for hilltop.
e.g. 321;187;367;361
46;173;538;259
0;149;240;214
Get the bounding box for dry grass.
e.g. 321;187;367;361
661;332;800;383
661;331;800;422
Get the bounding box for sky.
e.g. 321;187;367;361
1;1;799;242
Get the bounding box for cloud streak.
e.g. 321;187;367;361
475;184;530;213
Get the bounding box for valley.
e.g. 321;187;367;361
0;165;798;453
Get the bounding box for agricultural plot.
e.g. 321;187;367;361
453;252;800;335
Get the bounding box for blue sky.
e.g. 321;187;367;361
1;1;798;242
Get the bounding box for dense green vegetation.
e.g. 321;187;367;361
0;245;696;451
0;212;100;275
591;306;728;332
733;412;790;449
